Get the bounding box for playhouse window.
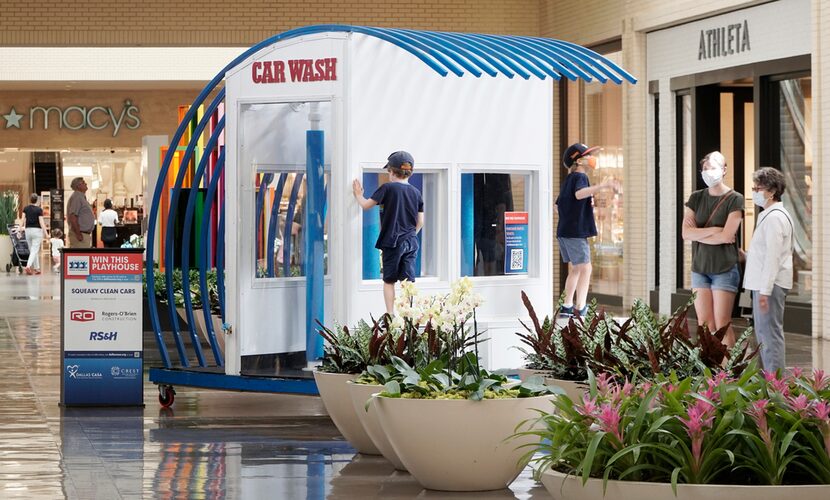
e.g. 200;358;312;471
460;172;530;277
253;171;329;279
360;172;440;281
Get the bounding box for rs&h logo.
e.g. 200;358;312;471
70;310;95;322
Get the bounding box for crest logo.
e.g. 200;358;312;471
66;365;79;378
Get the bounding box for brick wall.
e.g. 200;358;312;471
0;0;541;46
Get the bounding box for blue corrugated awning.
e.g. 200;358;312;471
255;25;636;84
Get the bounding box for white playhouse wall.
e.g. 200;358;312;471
343;34;553;370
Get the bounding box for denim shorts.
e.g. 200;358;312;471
380;237;419;284
691;264;741;293
558;237;590;265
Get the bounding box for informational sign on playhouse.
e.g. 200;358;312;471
504;212;529;275
61;249;144;406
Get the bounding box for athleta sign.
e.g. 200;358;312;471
698;19;751;60
251;58;338;84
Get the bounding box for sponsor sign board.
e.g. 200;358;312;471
504;212;529;275
61;249;144;406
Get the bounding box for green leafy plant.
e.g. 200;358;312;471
0;190;19;236
519;364;830;491
515;292;758;382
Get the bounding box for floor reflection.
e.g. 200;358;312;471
0;272;829;498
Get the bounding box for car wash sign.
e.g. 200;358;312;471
252;58;337;84
61;248;144;406
504;212;529;275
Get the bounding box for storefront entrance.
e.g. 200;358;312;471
672;62;812;334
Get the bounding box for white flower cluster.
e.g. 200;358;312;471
392;278;484;332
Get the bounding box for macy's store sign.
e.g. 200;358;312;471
1;99;141;136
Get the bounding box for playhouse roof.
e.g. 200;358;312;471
250;25;637;84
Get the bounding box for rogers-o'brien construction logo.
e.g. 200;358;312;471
70;310;95;322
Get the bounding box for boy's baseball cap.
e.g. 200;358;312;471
562;143;600;168
384;150;414;171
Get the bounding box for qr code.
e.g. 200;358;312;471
509;248;524;270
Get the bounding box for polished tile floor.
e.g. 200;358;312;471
0;270;827;499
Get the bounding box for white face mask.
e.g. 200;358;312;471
752;190;768;207
701;168;724;187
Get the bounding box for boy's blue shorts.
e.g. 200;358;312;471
380;237;419;284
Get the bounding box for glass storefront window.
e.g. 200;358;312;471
360;172;440;280
253;171;329;279
578;51;625;296
460;172;530;277
679;94;693;290
777;77;812;302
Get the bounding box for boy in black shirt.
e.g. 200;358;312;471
353;151;424;314
556;143;617;317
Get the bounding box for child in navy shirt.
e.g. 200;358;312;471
556;143;617;317
353;151;424;314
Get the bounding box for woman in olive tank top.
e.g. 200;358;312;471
681;151;744;348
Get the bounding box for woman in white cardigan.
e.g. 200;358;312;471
743;167;794;372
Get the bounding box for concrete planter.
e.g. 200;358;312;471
347;381;407;471
517;368;588;402
541;469;830;500
313;371;380;455
373;394;556;491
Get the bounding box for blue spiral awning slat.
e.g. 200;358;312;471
199;146;226;366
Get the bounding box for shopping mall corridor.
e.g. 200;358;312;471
0;270;827;499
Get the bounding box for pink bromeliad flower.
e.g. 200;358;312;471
575;393;599;418
786;394;811;418
811;400;830;459
699;384;720;404
812;370;829;392
747;399;773;451
596;373;615;395
763;370;778;382
788;366;804;380
767;377;790;396
679;401;716;475
596;402;624;444
707;371;729;388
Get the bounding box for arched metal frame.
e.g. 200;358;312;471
146;24;636;369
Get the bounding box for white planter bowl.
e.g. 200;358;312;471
517;368;588;402
347;381;407;470
313;371;380;455
374;394;556;491
541;469;830;500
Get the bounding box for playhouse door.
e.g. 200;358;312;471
237;100;332;361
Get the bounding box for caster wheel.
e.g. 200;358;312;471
158;385;176;408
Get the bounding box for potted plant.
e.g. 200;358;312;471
364;278;559;492
515;291;757;401
522;365;830;499
314;319;381;455
0;190;19;272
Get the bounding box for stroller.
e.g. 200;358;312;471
6;224;30;274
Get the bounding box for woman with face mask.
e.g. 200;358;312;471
681;151;745;348
743;167;793;372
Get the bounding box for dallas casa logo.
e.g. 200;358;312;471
1;100;141;137
66;256;89;276
65;364;102;380
70;310;94;322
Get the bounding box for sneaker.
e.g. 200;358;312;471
558;305;574;318
577;305;588;317
33;269;41;275
24;267;33;275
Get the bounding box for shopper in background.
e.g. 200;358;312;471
682;151;744;348
743;167;793;372
50;228;65;273
555;143;617;317
98;198;119;248
66;177;94;248
353;150;424;315
20;193;48;275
